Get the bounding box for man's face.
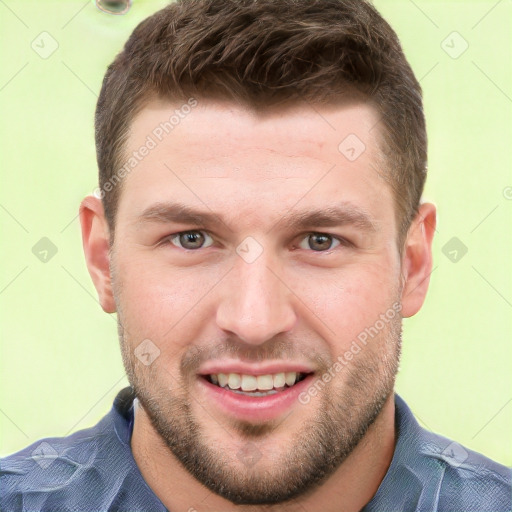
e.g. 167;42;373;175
111;98;403;504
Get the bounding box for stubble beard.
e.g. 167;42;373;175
117;307;402;506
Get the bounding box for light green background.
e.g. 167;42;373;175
1;0;511;467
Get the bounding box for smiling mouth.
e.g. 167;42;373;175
201;371;311;397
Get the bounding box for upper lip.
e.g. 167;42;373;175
198;361;315;377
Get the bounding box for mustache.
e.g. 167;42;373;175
180;337;330;376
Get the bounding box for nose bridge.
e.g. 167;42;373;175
216;244;296;345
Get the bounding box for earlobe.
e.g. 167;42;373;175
79;195;116;313
400;202;437;318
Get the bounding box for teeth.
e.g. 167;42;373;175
208;371;306;391
273;372;285;388
228;373;241;389
241;374;257;391
217;373;228;387
285;372;297;386
256;375;273;390
231;389;278;396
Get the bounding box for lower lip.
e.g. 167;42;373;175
197;374;314;422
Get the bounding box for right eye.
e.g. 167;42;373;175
162;230;215;250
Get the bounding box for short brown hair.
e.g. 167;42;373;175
95;0;426;248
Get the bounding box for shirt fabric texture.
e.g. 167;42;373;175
1;387;511;511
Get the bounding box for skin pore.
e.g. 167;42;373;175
80;98;436;511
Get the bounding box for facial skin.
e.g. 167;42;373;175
80;98;436;511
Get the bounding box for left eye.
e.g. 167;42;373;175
297;233;342;252
166;230;214;250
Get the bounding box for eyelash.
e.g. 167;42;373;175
161;230;353;252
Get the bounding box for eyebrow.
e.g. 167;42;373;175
136;201;379;233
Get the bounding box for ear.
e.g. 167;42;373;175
400;202;437;318
79;195;116;313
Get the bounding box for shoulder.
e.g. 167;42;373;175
0;414;115;511
0;389;164;512
394;394;512;511
419;428;512;511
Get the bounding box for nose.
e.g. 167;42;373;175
215;249;297;346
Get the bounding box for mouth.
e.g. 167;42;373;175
196;370;315;422
201;371;311;397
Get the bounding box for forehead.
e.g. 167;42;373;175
117;97;394;233
129;96;381;169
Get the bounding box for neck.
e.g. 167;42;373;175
130;394;396;512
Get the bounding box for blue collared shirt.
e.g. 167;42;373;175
1;387;510;511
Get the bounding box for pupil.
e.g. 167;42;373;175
310;234;331;251
182;232;203;249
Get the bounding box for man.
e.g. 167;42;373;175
1;0;510;510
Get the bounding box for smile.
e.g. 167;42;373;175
197;370;315;422
205;371;309;396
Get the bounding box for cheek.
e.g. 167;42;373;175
290;260;399;348
115;256;217;341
